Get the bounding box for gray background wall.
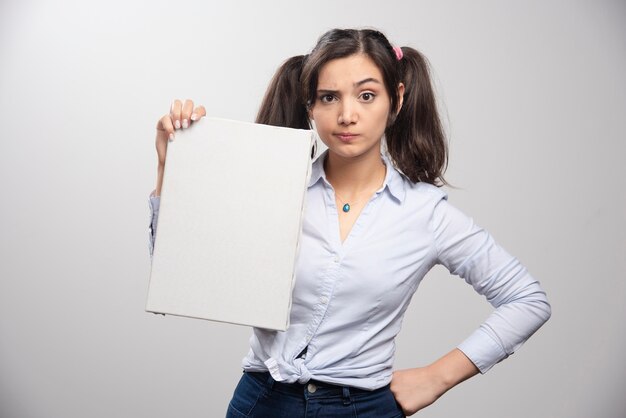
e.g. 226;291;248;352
0;0;624;417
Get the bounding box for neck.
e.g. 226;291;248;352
324;150;386;199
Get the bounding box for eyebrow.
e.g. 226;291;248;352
354;77;381;87
317;78;382;94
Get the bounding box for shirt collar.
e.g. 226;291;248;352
308;152;326;188
308;150;407;204
380;152;407;203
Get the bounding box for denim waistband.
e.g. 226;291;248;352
245;371;388;400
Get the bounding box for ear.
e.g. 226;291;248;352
395;82;405;115
308;107;314;121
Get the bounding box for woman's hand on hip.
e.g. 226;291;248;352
155;99;206;195
391;349;479;416
390;367;447;416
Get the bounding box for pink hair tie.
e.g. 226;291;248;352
392;46;403;61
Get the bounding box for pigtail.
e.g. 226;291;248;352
256;55;310;130
385;47;448;186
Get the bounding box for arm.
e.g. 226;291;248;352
431;199;551;373
392;197;551;415
391;349;478;416
154;99;206;196
148;99;206;256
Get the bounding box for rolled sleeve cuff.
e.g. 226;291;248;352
457;328;509;374
149;190;161;213
148;190;161;257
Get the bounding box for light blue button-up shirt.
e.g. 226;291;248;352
148;151;551;390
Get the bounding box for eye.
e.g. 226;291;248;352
360;92;376;102
319;94;337;104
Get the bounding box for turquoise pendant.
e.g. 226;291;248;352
342;203;351;213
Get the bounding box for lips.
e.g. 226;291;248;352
335;132;359;142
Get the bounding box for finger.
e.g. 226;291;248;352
191;105;207;122
170;99;183;130
181;99;194;129
157;114;175;134
157;114;175;142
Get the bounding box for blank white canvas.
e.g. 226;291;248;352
146;118;314;330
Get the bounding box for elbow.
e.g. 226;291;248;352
540;296;552;325
532;281;552;325
513;283;552;330
526;289;552;330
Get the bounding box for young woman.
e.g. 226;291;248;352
148;28;551;417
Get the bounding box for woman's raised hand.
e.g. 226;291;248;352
155;99;206;196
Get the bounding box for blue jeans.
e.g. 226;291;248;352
226;371;405;418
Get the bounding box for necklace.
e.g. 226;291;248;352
334;192;354;213
327;161;387;213
334;190;373;213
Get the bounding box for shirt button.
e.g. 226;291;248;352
333;256;340;263
307;383;317;393
319;296;328;304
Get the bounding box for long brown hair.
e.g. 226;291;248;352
256;28;447;186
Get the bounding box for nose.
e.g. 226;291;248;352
338;100;357;125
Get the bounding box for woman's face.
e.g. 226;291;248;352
309;53;401;162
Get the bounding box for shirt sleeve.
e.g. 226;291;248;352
148;190;161;258
431;197;551;373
